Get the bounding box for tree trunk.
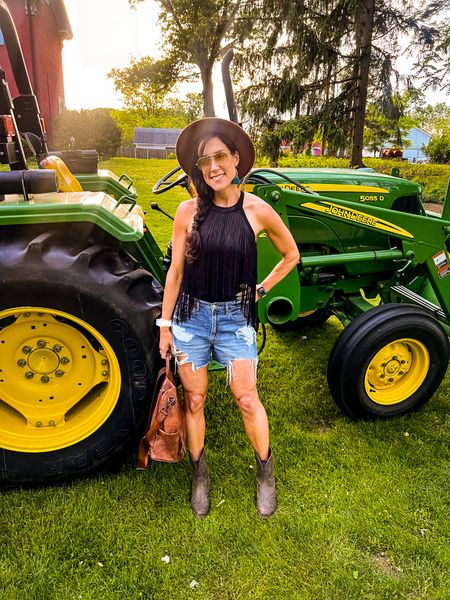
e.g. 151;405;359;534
201;64;215;117
350;0;375;167
322;63;333;157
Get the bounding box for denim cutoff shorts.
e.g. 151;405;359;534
172;299;258;382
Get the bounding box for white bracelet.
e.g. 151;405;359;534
156;318;172;328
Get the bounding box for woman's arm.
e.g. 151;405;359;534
255;202;300;298
159;201;193;355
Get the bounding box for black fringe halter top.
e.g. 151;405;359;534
176;191;257;327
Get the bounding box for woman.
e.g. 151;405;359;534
158;118;299;518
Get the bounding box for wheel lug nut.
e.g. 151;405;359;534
17;359;26;367
55;370;65;377
22;346;32;354
101;370;109;377
23;312;31;317
25;371;34;379
41;375;50;383
388;377;394;382
392;356;397;360
53;344;62;352
401;359;406;364
60;357;70;365
49;420;56;427
37;339;47;348
380;374;385;378
36;421;43;427
101;359;108;366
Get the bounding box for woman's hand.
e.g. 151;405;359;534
159;327;174;358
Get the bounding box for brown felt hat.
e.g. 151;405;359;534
176;117;255;178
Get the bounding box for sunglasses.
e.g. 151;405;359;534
196;150;232;171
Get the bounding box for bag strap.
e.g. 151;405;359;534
165;354;177;385
137;419;161;469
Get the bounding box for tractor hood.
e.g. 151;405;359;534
248;167;420;195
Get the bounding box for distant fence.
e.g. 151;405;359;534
117;146;176;159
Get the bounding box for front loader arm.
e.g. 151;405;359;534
254;184;450;323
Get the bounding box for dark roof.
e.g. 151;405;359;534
134;127;182;146
50;0;73;40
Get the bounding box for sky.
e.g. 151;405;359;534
62;0;229;116
62;0;447;114
62;0;160;110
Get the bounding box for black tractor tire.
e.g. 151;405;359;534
0;225;162;486
271;305;331;332
327;304;449;419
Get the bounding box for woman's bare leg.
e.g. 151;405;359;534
177;362;209;460
229;358;276;517
177;362;210;517
228;359;269;460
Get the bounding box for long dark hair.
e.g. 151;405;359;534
184;133;239;263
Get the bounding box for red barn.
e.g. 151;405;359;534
0;0;72;143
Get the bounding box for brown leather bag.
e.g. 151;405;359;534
137;356;186;468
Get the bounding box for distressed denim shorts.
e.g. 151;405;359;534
172;298;258;382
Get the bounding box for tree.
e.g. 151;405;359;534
129;0;243;116
53;109;122;159
235;0;448;165
363;104;392;156
350;0;375;166
108;56;177;114
259;115;319;164
182;93;204;122
128;1;448;158
364;93;419;157
108;55;203;143
411;102;450;135
414;0;450;93
425;130;450;163
110;95;203;145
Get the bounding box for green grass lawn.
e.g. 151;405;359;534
1;159;449;600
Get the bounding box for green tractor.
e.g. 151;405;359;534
0;1;164;485
155;164;450;423
0;2;449;486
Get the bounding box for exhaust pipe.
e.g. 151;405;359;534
265;296;296;325
221;49;239;124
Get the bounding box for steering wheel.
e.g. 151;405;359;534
152;166;189;195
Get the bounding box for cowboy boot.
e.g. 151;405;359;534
255;449;277;518
189;449;210;518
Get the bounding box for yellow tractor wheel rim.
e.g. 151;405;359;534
0;307;121;452
364;338;429;405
